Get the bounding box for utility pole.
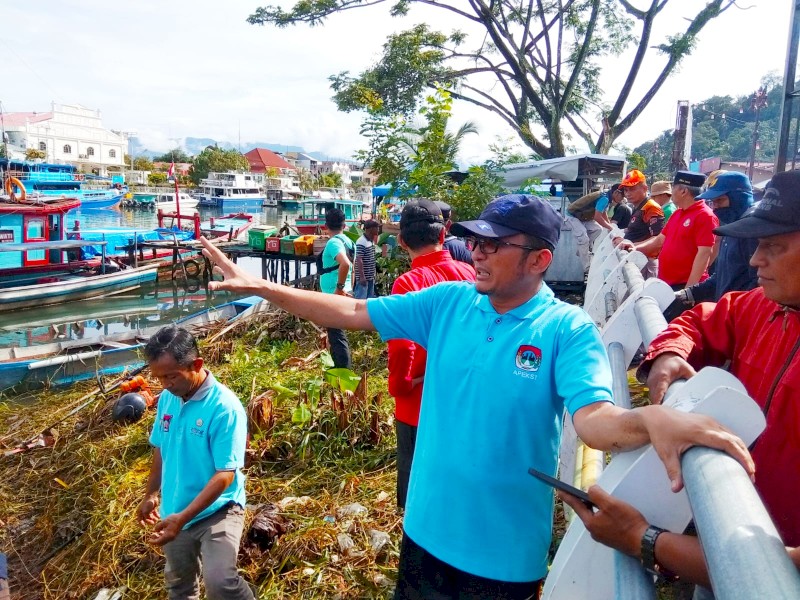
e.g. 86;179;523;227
671;101;691;172
747;87;769;180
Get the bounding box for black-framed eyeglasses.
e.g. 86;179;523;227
464;236;541;254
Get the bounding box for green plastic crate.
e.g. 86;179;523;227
248;229;266;250
280;235;299;255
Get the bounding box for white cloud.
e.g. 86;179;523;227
2;0;791;163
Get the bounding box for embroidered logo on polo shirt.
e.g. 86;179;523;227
161;414;173;433
683;218;692;227
515;345;542;371
190;418;205;437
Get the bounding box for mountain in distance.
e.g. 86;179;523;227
129;136;349;163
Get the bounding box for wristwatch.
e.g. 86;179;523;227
675;288;695;306
641;525;679;582
336;283;345;291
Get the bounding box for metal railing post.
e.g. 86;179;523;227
608;340;656;598
682;447;800;599
633;295;668;349
606;342;632;410
614;552;655;600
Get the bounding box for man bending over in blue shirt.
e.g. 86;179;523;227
137;325;254;600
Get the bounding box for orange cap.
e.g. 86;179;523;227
619;169;647;187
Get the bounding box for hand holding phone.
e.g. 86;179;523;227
528;467;597;510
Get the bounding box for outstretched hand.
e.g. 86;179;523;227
646;353;697;404
559;485;648;558
640;405;755;492
199;236;261;294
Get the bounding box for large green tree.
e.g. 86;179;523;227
132;156;154;171
359;87;503;220
249;0;740;157
154;147;192;163
189;146;250;184
317;172;344;188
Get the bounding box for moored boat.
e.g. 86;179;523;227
0;240;159;312
200;213;255;240
0;158;123;208
196;171;267;209
294;197;364;234
0;296;267;391
153;191;198;211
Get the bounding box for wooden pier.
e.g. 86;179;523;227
219;245;316;288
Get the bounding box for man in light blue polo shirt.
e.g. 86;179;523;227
136;325;253;600
200;196;754;600
319;208;355;369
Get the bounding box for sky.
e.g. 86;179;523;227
0;0;792;165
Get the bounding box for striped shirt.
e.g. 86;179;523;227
355;235;377;282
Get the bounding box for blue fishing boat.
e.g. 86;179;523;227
200;213;254;240
0;296;266;391
0;240;158;312
0;158;124;208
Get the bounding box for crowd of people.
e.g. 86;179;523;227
133;168;798;599
569;166;761;320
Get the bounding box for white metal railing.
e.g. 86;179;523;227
545;228;800;600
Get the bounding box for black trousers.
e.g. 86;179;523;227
394;532;542;600
327;327;351;369
395;420;418;509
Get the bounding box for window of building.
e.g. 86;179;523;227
39;142;46;151
87;147;95;156
63;144;72;154
109;149;116;158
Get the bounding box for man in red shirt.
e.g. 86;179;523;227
388;199;475;508
621;171;717;319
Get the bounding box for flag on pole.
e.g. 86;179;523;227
167;162;175;180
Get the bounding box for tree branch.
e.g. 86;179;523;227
468;0;553;125
598;0;738;150
449;89;552;157
248;0;391;26
558;1;601;115
564;111;597;150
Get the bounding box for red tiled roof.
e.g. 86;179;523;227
0;112;54;127
245;148;295;172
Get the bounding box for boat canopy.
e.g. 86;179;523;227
0;240;107;252
500;154;627;187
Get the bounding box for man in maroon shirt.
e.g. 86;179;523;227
389;199;476;508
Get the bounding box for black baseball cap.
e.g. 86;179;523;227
715;169;800;238
400;199;444;228
450;194;562;249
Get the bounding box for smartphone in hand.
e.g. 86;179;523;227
528;467;597;510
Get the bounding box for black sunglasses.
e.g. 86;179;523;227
464;236;541;254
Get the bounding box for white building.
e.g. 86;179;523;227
319;160;354;186
0;102;129;176
284;151;321;173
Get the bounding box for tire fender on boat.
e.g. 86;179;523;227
4;177;26;201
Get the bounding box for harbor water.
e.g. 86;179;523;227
0;204;304;355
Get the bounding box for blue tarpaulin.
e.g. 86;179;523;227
371;184;418;198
